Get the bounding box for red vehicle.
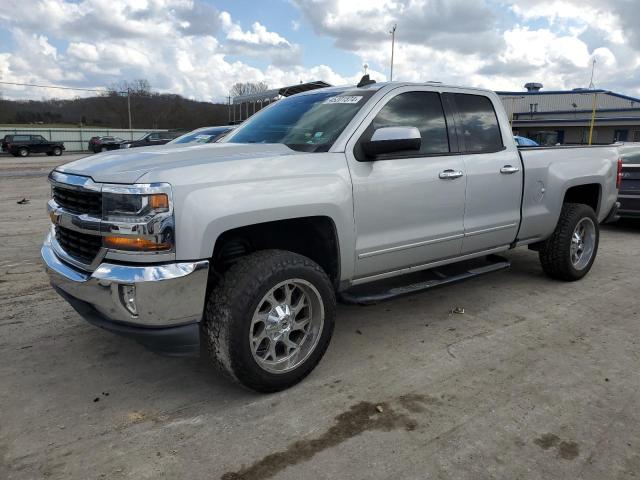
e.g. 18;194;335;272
88;136;125;153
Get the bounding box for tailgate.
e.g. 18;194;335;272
620;166;640;195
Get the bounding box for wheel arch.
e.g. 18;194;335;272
562;182;602;216
210;216;342;288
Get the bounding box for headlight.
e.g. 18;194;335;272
101;184;174;253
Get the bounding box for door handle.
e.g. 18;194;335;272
439;169;464;179
500;165;520;174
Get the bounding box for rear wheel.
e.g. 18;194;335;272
539;203;599;281
18;148;29;157
100;146;107;152
202;250;336;392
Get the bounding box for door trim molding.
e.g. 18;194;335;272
463;223;518;237
357;233;464;259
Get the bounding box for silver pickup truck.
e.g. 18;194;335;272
42;80;622;392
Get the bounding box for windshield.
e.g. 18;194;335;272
169;127;232;144
222;90;375;152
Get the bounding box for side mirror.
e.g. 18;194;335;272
362;126;421;157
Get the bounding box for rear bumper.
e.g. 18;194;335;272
618;195;640;218
41;234;209;355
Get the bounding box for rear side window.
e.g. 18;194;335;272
369;91;449;155
453;94;503;153
622;148;640;164
13;135;30;141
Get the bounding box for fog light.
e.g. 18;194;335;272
119;284;138;316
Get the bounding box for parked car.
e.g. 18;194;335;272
88;136;125;153
120;131;182;149
617;143;640;218
42;79;621;392
6;135;64;157
2;134;22;152
514;135;539;147
167;126;235;145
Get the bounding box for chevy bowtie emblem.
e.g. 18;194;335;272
49;210;59;224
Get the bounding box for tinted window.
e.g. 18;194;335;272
224;90;375;152
453;94;503;153
622;147;640;165
369;91;449;155
32;135;46;141
148;133;160;140
13;135;30;141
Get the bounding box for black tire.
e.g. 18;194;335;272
52;147;62;156
539;203;599;281
100;146;107;152
202;249;336;392
18;148;29;157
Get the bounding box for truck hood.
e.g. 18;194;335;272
56;143;297;184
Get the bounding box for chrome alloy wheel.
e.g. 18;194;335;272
570;217;596;270
249;279;324;374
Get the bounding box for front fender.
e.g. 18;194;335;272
165;154;356;282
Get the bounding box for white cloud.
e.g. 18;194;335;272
0;0;638;103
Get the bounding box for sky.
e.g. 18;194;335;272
0;0;639;102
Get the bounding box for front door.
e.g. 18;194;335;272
345;88;466;279
445;93;522;253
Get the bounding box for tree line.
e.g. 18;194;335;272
0;80;269;129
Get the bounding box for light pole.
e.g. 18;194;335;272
501;96;524;130
587;58;597;145
126;88;132;130
389;24;397;82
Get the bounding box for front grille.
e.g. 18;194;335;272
53;186;101;216
55;226;102;264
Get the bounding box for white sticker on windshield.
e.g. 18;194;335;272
323;96;363;105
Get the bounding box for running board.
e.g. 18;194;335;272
339;255;510;305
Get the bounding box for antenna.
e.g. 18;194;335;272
363;63;369;75
389;24;397;82
588;58;596;89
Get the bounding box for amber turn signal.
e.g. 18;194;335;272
149;193;169;211
104;236;171;251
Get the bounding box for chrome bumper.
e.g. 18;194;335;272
42;232;209;328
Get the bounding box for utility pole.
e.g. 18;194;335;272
588;58;597;145
127;88;132;130
389;24;397;82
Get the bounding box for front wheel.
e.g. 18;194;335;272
18;148;29;157
202;250;336;392
539;203;599;281
52;147;62;156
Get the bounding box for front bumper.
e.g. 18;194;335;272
42;233;209;355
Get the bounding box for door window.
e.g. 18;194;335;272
452;94;504;153
364;91;450;157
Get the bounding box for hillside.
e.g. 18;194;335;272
0;93;230;129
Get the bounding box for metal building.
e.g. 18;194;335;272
498;84;640;145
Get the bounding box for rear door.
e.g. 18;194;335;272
446;93;523;253
345;87;466;279
32;135;47;153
